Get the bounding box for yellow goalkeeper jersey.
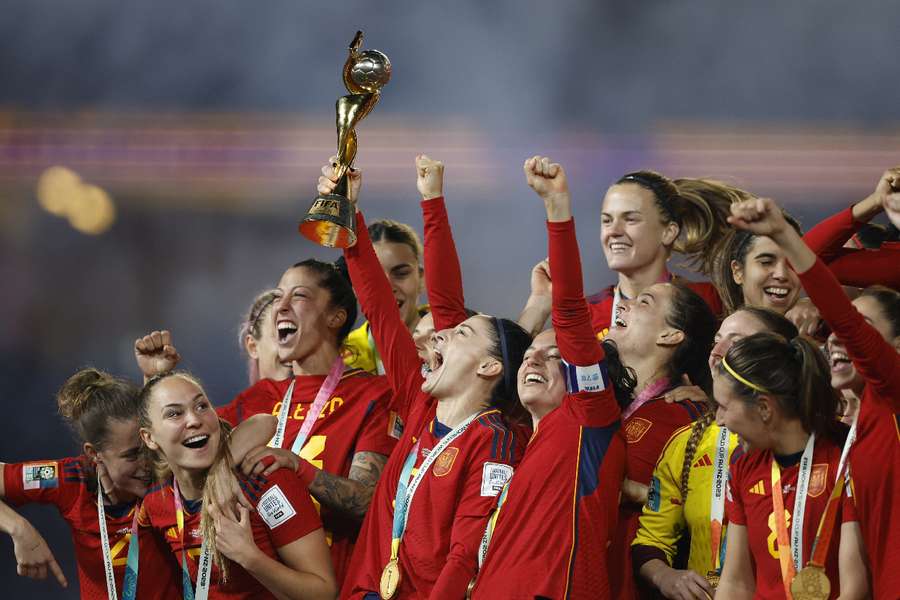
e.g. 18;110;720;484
631;422;740;576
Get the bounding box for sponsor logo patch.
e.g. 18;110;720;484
432;447;459;477
624;418;652;444
23;462;58;490
257;485;297;529
693;454;712;468
749;480;766;496
647;476;661;511
808;463;829;498
480;462;513;497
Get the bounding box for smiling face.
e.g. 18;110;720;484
603;282;680;360
140;375;221;474
709;310;769;370
245;301;292;382
421;315;501;399
827;295;899;390
713;374;770;451
600;183;678;274
374;240;423;331
272;266;345;363
89;418;148;501
516;329;566;419
731;236;801;314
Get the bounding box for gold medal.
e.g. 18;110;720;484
379;558;402;600
705;570;720;589
790;565;831;600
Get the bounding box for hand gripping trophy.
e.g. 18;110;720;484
299;31;391;248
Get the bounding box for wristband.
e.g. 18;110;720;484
562;359;609;394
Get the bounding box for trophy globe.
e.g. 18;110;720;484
349;50;392;93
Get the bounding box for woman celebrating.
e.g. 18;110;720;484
1;368;179;599
729;195;899;597
138;370;336;599
240;290;293;385
469;156;629;598
714;332;867;599
588;171;738;338
327;161;530;599
214;258;399;586
632;307;798;600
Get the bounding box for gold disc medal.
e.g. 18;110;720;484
379;558;401;599
790;565;831;600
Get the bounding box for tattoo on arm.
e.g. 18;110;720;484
308;451;388;520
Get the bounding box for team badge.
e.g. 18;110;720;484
23;462;58;490
258;485;297;529
432;447;459;477
807;463;829;498
624;418;652;444
480;462;513;497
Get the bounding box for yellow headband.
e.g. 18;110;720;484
721;356;770;395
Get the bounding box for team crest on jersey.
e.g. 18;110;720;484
432;447;459;477
807;463;829;498
624;418;653;444
23;462;58;490
258;485;297;529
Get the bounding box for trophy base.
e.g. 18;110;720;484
299;193;357;248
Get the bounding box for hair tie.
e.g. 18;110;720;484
492;317;512;394
721;356;770;395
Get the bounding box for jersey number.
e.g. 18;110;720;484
767;508;791;559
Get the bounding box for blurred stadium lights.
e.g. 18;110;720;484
36;165;116;235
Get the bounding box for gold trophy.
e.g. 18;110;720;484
299;31;391;247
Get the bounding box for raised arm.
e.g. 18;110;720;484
729;197;900;406
316;161;423;417
417;155;469;331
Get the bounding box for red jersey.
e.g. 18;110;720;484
472;218;626;599
803;205;900;290
725;440;855;599
140;467;321;599
610;396;705;600
342;208;524;598
3;456;178;600
798;259;900;596
588;279;722;340
217;369;399;584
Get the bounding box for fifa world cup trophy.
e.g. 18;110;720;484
299;31;391;247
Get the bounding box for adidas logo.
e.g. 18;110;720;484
693;454;713;468
749;480;766;495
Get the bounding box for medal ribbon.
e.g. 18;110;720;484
805;419;857;570
172;478;211;600
270;356;344;454
621;377;671;421
770;433;815;600
388;410;493;562
708;426;730;574
477;481;510;569
97;472;140;600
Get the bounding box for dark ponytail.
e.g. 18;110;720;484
486;317;532;426
718;333;843;442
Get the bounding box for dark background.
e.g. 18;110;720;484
1;1;899;596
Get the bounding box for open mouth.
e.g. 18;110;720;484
523;372;547;386
614;315;628;328
182;434;210;450
277;320;298;344
607;241;632;254
829;350;852;373
763;286;791;303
